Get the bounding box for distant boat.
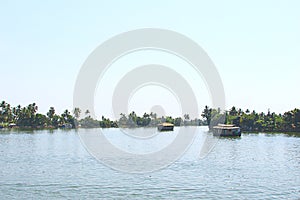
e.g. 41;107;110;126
8;123;17;128
59;123;73;129
157;123;174;132
212;124;241;137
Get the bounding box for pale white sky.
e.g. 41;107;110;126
0;0;299;119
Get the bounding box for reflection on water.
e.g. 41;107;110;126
0;127;299;199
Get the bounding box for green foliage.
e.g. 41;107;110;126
201;105;212;126
201;105;300;133
1;100;299;132
99;116;118;128
0;101;76;129
73;108;81;119
79;116;100;128
115;112;203;128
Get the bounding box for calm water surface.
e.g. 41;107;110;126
0;127;299;199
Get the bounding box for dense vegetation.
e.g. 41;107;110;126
0;101;203;129
201;106;300;133
117;112;203;128
1;100;300;133
0;101;76;129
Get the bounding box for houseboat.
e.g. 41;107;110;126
212;124;241;137
157;123;174;131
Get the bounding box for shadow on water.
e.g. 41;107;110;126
1;127;300;138
242;131;300;138
0;128;76;135
216;136;242;140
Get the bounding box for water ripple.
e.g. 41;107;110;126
0;128;300;199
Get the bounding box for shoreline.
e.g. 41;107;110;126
1;126;300;136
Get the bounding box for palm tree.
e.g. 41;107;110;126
0;101;7;123
47;107;55;119
47;107;56;126
229;106;237;116
0;101;6;109
73;107;81;119
184;114;190;121
85;109;90;117
238;108;243;116
150;112;157;120
61;109;70;123
201;105;212;126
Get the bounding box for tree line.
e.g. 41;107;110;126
0;101;76;129
0;100;204;129
201;106;300;133
1;100;300;132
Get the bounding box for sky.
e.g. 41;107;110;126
0;0;299;119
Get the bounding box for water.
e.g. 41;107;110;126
0;127;299;199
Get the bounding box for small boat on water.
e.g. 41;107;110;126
8;123;17;128
212;124;241;137
59;123;73;129
157;123;174;132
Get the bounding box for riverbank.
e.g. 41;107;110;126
1;100;300;133
1;126;300;137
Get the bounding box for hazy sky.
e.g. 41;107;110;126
1;0;299;119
